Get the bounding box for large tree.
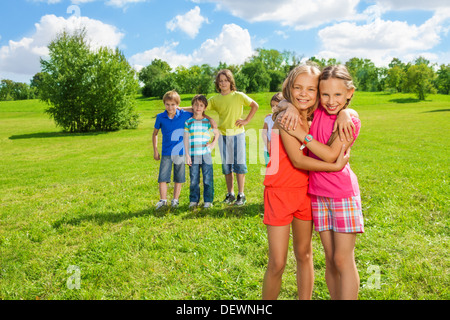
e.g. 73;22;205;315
40;29;139;132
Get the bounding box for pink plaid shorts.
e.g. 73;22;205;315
311;195;364;233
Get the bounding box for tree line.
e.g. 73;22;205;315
2;48;448;103
139;50;449;100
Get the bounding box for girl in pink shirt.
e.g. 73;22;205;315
285;65;364;300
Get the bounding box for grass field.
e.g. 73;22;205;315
0;91;449;300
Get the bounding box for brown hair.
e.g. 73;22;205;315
319;65;356;146
214;69;237;93
163;90;181;105
191;94;208;108
281;62;321;121
270;92;284;104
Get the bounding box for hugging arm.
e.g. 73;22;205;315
277;122;349;172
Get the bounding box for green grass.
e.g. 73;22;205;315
0;92;449;300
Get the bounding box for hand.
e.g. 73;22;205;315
206;142;216;150
235;119;249;128
277;102;302;131
334;111;355;142
335;144;350;170
154;152;160;161
185;154;192;166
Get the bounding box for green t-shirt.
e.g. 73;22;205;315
208;91;254;135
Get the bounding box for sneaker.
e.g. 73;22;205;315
189;202;198;209
203;202;212;208
171;199;179;208
155;199;167;209
235;193;246;206
223;193;236;204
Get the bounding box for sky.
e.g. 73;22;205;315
0;0;449;83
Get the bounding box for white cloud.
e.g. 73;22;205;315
166;6;209;38
195;0;361;30
0;14;124;78
130;23;254;70
129;42;194;72
316;8;450;66
374;0;449;10
103;0;147;7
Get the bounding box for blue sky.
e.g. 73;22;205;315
1;0;449;83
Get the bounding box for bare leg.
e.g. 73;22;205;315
262;225;290;300
225;173;234;194
159;182;167;200
236;173;245;194
173;182;182;200
292;218;314;300
319;230;340;299
333;232;359;300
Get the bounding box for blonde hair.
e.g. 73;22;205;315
215;69;237;93
282;62;321;121
319;65;356;146
162;90;181;105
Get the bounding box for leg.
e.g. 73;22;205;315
189;162;201;203
201;155;214;203
173;183;182;200
262;225;290;300
234;133;247;195
225;173;234;194
172;155;185;200
319;230;340;300
292;218;314;300
157;156;172;200
333;232;359;300
159;182;167;200
236;173;245;194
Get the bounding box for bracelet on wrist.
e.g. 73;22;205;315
300;134;313;150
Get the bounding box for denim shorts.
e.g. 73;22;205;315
218;132;248;175
158;155;186;183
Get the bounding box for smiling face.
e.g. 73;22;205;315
193;100;207;117
218;74;231;95
291;73;319;111
319;78;355;115
164;99;178;117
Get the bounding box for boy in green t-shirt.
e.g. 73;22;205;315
208;69;259;205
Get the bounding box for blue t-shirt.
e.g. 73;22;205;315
154;109;193;156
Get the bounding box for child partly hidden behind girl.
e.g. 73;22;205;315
262;63;356;300
275;64;364;300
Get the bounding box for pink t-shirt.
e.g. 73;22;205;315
308;105;361;198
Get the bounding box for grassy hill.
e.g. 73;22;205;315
0;92;448;299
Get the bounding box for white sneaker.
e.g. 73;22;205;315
171;199;179;208
189;202;198;209
155;199;167;209
203;202;212;208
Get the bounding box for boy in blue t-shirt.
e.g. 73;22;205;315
152;90;193;209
